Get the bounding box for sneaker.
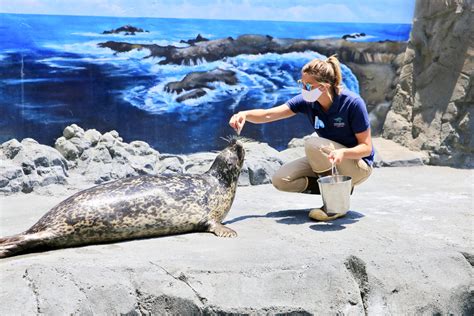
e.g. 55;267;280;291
308;207;346;221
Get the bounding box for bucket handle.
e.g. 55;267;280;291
331;161;339;177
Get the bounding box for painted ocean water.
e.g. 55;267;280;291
0;13;411;153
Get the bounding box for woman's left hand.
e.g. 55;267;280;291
328;149;345;164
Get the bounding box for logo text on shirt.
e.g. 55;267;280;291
333;117;345;128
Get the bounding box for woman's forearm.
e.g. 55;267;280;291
341;144;372;160
240;109;273;124
230;105;295;133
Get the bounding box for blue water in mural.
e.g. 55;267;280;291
0;13;411;153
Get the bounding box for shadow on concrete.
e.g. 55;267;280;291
309;210;365;232
225;209;365;231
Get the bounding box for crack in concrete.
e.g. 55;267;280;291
148;261;208;306
344;255;370;316
52;267;91;314
22;269;41;315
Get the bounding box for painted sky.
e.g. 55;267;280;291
0;0;415;23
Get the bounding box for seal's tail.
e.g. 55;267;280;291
0;233;45;259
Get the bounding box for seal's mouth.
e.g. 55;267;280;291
233;141;245;164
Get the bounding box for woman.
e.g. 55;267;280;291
229;55;374;221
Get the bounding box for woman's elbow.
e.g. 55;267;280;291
364;144;372;156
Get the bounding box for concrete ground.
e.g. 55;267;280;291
0;166;473;315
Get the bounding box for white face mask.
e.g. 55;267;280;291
301;88;322;102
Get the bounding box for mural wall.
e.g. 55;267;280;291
0;1;414;154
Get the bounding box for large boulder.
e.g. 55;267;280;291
72;129;161;184
0;138;69;194
383;0;473;167
240;141;283;186
183;152;218;174
156;154;186;174
0;160;25;194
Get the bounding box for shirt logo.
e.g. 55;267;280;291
333;117;345;128
314;116;325;129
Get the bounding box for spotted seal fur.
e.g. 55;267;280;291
0;137;245;258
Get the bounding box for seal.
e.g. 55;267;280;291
0;137;245;258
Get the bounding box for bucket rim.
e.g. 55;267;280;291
317;175;352;184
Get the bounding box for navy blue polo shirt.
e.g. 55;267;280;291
287;89;374;166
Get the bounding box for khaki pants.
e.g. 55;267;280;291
272;137;372;193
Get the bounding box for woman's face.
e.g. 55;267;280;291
300;73;327;93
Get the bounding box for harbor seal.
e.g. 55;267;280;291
0;137;245;259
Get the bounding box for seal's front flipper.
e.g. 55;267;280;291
207;222;237;238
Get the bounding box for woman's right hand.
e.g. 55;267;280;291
229;112;246;135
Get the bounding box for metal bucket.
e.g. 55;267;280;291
317;175;352;215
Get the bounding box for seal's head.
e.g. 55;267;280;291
208;137;245;186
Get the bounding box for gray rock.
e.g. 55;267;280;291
382;0;473;168
0;160;25;194
63;123;84;139
99;132;118;145
241;141;283;185
55;125;96;160
369;102;391;136
156;154;185;174
83;129;102;146
347;63;398;114
1;139;23;159
184;152;217;174
82;161;137;184
52;126;163;184
107;144;131;164
109;130;120;139
54;136;80;160
372;137;428;167
0;140;69;194
63;126;75;139
128;140;157;156
237;168;251;186
20;138;39;145
69;136;92;155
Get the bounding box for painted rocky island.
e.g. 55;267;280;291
99;34;406;114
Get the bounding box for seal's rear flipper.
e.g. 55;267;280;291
0;235;26;258
207;222;237;238
0;233;50;259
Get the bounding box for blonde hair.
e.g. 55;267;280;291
302;55;343;94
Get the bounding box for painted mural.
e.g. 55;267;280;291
0;1;413;154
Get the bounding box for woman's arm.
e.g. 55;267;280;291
229;104;295;133
329;128;373;164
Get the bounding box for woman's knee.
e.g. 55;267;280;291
271;173;289;191
271;173;307;192
304;138;331;172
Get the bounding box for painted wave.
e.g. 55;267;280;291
26;41;361;120
121;51;358;116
